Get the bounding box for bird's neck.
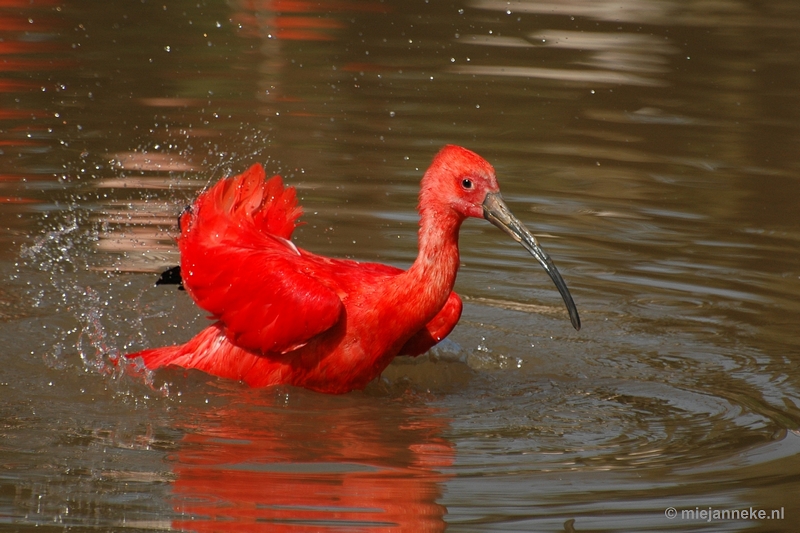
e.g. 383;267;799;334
414;203;463;273
399;202;464;321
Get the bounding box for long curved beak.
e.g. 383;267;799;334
482;192;581;331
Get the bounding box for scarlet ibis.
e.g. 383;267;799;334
127;145;580;393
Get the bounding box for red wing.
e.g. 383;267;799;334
399;291;462;356
179;164;344;354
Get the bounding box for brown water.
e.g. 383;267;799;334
2;0;799;531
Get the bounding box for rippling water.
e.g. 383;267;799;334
2;0;800;531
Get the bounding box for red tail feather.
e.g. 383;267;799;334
128;345;186;370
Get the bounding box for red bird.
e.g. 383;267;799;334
127;145;580;393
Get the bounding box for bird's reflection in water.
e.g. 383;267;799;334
165;383;453;532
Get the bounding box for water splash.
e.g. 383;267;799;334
19;202;169;396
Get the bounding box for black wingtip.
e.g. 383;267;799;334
155;265;184;290
178;204;192;227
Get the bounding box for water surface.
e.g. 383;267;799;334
2;0;799;531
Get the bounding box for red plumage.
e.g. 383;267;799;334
127;145;579;393
129;155;466;392
179;164;344;355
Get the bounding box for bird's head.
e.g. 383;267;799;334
420;145;581;331
421;144;500;220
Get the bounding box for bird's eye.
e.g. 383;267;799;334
461;178;473;190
